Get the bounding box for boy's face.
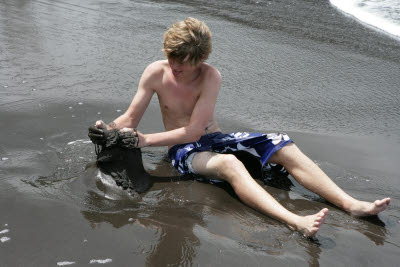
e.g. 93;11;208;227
168;57;199;78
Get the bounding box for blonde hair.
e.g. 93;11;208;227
163;17;212;65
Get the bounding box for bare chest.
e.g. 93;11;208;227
156;79;201;118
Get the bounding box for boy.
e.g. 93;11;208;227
91;17;390;237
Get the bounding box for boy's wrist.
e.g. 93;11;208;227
141;134;149;147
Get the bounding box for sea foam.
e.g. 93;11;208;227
330;0;400;38
0;237;10;243
89;259;112;264
57;262;76;266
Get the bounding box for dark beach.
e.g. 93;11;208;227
1;0;399;266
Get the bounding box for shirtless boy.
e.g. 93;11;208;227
92;17;390;237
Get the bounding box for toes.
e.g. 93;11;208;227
318;208;329;217
308;227;319;237
314;216;326;225
375;198;390;207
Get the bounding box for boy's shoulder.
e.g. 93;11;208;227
199;62;222;83
145;60;168;74
143;60;221;86
140;60;168;85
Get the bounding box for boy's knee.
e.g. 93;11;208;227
215;154;245;174
193;153;248;182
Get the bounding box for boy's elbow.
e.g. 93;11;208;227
187;126;204;142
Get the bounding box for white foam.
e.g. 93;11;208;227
57;262;76;266
1;237;10;243
0;229;9;234
67;139;92;145
330;0;400;38
89;259;112;264
97;171;117;187
1;157;8;161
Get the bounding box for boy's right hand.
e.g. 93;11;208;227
88;125;106;145
95;120;109;129
88;120;109;145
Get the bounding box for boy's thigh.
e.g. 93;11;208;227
191;151;220;176
267;142;299;165
191;151;247;179
191;151;240;177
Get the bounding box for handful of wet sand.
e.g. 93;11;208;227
88;125;152;194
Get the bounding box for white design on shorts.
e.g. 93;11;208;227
266;133;284;145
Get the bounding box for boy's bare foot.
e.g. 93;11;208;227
290;208;328;237
347;198;391;216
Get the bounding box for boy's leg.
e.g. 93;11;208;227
191;151;328;237
268;143;390;216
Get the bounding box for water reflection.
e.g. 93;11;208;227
81;163;201;266
79;153;389;266
82;204;201;266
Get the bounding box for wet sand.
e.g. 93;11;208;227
1;0;400;266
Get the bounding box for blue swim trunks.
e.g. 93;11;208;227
168;132;292;179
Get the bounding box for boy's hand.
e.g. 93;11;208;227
88;120;117;145
88;125;106;145
120;128;145;148
89;123;144;149
95;120;114;130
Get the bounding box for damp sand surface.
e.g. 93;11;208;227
1;0;400;266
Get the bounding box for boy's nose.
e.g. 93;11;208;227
169;61;178;68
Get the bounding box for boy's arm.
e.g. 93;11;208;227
139;67;221;147
96;63;158;130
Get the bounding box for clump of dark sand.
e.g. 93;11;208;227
88;126;152;194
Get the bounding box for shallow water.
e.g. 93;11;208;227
1;0;400;266
330;0;400;38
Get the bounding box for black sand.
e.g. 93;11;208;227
1;0;399;266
